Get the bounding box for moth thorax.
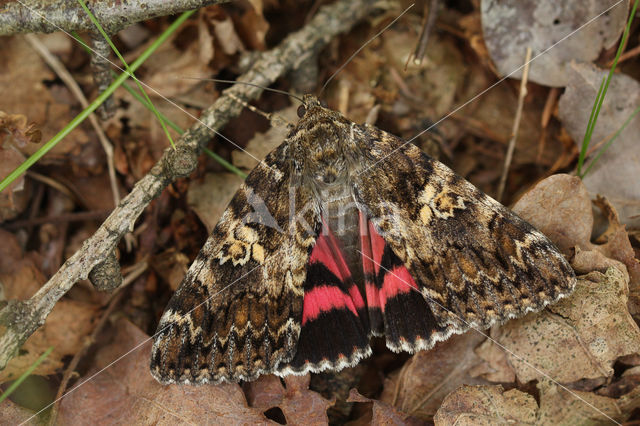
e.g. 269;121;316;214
319;184;363;286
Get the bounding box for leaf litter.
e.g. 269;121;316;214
0;1;639;424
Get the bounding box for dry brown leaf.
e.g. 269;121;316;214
536;378;640;424
482;0;628;87
347;388;425;425
150;249;190;291
513;174;639;296
471;337;516;383
512;174;592;255
0;230;100;383
378;332;487;420
558;62;640;229
0;298;99;383
485;268;640;384
244;374;332;424
186;172;244;233
0;111;42;148
0;146;30;222
212;15;246;56
231;105;298;170
142;28;210;98
0;36;87;159
0;398;35;425
59;319;269;424
433;384;537;426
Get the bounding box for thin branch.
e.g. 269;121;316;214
496;47;532;203
0;0;228;36
0;0;376;372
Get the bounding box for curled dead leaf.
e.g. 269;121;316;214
512;174;592;255
558;62;640;229
59;319;268;424
434;384;537;426
244;373;332;424
378;333;487;420
481;0;628;87
0;111;41;147
484;267;640;384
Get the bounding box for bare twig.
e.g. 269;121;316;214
0;0;227;35
0;0;377;372
406;0;439;68
496;47;532;202
90;34;117;120
24;33;121;208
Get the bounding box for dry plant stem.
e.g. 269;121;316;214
24;33;121;208
90;34;117;120
496;47;532;203
0;0;376;372
0;0;227;35
407;0;439;67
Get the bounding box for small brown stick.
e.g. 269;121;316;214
405;0;439;68
611;43;640;66
24;33;121;208
537;87;560;163
496;47;532;203
90;34;117;120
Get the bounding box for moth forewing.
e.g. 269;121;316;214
150;95;576;385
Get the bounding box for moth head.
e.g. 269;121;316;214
293;95;351;185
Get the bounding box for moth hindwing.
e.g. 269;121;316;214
150;94;576;384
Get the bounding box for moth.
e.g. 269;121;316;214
150;94;576;385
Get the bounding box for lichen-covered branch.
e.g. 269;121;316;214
0;0;227;35
0;0;376;371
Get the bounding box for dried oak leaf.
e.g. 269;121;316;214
0;111;41;147
231;105;298;170
0;230;99;383
347;388;425;425
378;332;487;420
512;174;592;255
59;319;268;424
536;378;640;424
486;267;640;384
481;0;628;87
0;36;87;160
558;62;640;229
187;172;244;233
0;398;35;425
433;384;537;426
0;145;30;222
244;374;332;424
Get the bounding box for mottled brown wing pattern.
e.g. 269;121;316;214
351;124;576;352
150;142;319;384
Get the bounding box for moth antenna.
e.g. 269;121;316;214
319;3;414;96
179;77;304;104
226;92;293;128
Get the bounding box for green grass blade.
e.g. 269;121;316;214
578;0;639;178
120;77;247;178
76;0;175;148
0;10;196;193
577;77;606;176
582;103;640;178
0;347;54;404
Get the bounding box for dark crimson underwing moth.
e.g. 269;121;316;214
150;94;576;385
